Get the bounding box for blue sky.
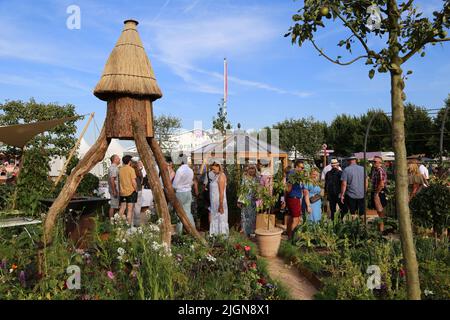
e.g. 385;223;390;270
0;0;449;144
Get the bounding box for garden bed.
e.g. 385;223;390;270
278;218;450;300
0;214;290;300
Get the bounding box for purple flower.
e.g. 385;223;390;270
0;259;6;269
19;271;26;287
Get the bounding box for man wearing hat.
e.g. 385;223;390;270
340;156;368;217
370;156;388;231
324;159;344;220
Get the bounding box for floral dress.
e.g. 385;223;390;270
209;173;229;236
239;175;259;237
305;183;322;223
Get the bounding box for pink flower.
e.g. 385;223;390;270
244;246;251;252
255;199;263;208
399;268;406;278
107;271;115;280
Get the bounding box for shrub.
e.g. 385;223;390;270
410;181;450;232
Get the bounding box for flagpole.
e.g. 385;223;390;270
223;58;227;116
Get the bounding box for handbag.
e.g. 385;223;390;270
309;194;322;204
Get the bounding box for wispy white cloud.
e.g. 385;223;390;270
141;12;311;98
183;0;201;13
151;0;171;23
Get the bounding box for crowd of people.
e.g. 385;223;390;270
0;153;20;185
106;152;441;239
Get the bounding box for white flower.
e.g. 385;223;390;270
113;213;120;221
424;289;434;296
117;247;125;256
206;254;217;262
9;269;14;273
156;218;163;226
145;209;151;216
122;238;127;243
117;255;123;261
149;224;160;233
126;227;137;236
190;244;195;251
137;227;143;234
151;241;161;251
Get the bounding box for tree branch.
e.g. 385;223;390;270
401;37;450;63
401;0;414;12
311;39;368;66
330;4;381;59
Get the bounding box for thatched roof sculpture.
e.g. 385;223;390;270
93;19;162;102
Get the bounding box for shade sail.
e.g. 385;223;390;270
0;116;79;149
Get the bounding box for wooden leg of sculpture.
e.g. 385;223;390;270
148;137;204;242
39;126;110;275
131;120;171;246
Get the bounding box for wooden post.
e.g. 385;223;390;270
42;126;110;244
132;120;171;245
148;137;205;242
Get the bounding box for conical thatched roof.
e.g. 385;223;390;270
93;19;162;101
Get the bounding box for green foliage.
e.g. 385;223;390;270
0;99;79;214
0;184;14;210
212;101;232;135
153;114;182;152
286;1;450;78
15;149;52;215
272;117;326;158
410;181;450;231
0;99;78;157
281;217;450;300
0;216;288;300
326;114;364;156
427;95;450;157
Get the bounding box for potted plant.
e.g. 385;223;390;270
254;178;285;257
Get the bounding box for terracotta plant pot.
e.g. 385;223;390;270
255;227;283;257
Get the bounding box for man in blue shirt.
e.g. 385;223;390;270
340;156;368;217
285;160;311;238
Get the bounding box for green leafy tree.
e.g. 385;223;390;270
153;114;182;153
326;114;364;156
0;99;78;213
286;0;450;299
273;117;327;158
404;103;434;155
427;96;450;157
360;109;392;152
212;99;232;135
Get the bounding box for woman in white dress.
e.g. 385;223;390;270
209;162;229;236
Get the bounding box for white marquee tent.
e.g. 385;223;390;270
49;138;126;179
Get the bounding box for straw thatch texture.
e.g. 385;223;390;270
94;19;162;101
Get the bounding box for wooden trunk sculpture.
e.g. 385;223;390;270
42;19;203;250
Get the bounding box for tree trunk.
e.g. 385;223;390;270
132;120;171;245
390;62;421;300
148;138;205;243
42;126;110;245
